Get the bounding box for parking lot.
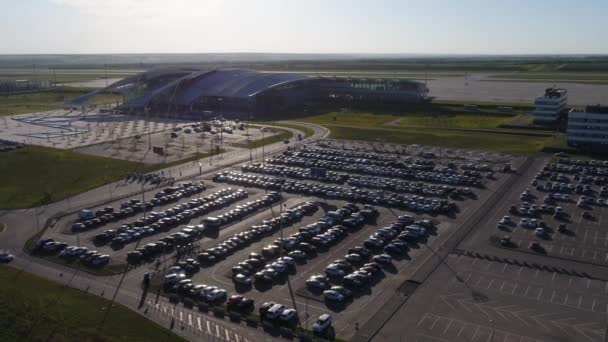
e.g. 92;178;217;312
0;109;274;164
32;140;526;340
488;158;608;266
375;253;607;342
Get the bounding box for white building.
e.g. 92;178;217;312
567;105;608;149
533;88;568;123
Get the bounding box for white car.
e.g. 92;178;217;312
265;304;286;320
233;273;251;285
0;253;14;263
535;228;545;237
373;254;392;264
323;290;345;302
280;308;297;321
313;314;332;333
278;256;295;266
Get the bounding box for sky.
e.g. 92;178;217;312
0;0;606;55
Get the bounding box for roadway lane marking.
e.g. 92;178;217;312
592;299;597;312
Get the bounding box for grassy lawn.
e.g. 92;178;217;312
0;90;123;117
300;112;398;127
297;111;557;154
0;68;139;83
326;125;552;154
395;114;517;129
0;145;139;209
0;265;184;342
253;121;315;139
235;127;292;149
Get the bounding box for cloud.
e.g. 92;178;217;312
49;0;221;20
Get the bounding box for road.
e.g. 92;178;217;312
0;120;329;342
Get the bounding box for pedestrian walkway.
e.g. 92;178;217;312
146;299;252;342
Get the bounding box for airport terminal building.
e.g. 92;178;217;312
533;88;568;124
567;105;608;150
72;68;429;117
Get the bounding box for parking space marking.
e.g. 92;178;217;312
206;320;211;334
215;324;221;338
442;319;454;334
593;231;598;245
197;316;202;331
536;288;543;301
417;313;544;342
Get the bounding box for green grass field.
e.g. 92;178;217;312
0;68;140;83
236;127;292;149
0;265;184;342
326;125;552;154
0;90;123;117
254;121;315;139
300;112;397;127
0;145;139;209
395;114;517;129
297;111;557;154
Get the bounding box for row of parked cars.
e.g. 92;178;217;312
34;239;111;267
309;216;432;302
96;188;245;247
73;182;206;232
300;145;434;164
126;192;282;264
268;152;483;187
230;203;370;287
214;171;457;215
195;201;319;270
242;163;349;184
126;172;171;185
